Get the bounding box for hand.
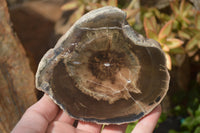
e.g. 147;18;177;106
12;94;161;133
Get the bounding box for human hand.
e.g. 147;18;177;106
12;94;161;133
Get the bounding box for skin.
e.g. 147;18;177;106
12;94;161;133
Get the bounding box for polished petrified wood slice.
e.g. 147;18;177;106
36;6;170;124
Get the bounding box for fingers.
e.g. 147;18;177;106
102;124;127;133
77;121;102;133
12;94;59;133
131;105;162;133
30;94;59;122
53;110;75;125
47;121;76;133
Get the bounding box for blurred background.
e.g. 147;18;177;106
0;0;199;132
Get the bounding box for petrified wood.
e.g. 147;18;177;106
36;6;170;124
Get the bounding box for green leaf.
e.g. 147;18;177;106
166;38;184;49
172;19;181;30
143;16;157;35
198;42;200;48
158;20;173;39
143;17;151;34
180;0;185;15
64;5;85;32
127;17;136;26
170;0;179;15
195;13;200;30
174;105;182;112
187;48;198;57
61;1;78;11
168;130;178;133
158;113;167;123
178;30;191;40
170;47;185;54
184;2;193;13
187;107;194;116
150;16;157;32
87;3;102;10
126;122;138;133
185;34;200;51
182;17;191;25
125;9;139;19
153;8;170;22
181;117;195;130
108;0;118;7
127;0;137;10
195;116;200;124
169;130;190;133
147;30;158;40
165;53;172;70
195;105;200;117
194;127;200;133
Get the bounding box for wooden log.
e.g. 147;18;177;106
0;0;37;132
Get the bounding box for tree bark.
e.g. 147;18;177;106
0;0;37;132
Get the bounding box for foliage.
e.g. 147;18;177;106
157;113;167;126
169;83;200;133
143;17;184;70
125;121;138;133
60;0;138;31
170;0;194;29
142;0;200;70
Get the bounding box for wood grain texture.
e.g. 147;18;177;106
0;0;37;132
36;6;170;124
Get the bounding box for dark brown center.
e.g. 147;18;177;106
88;50;126;82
